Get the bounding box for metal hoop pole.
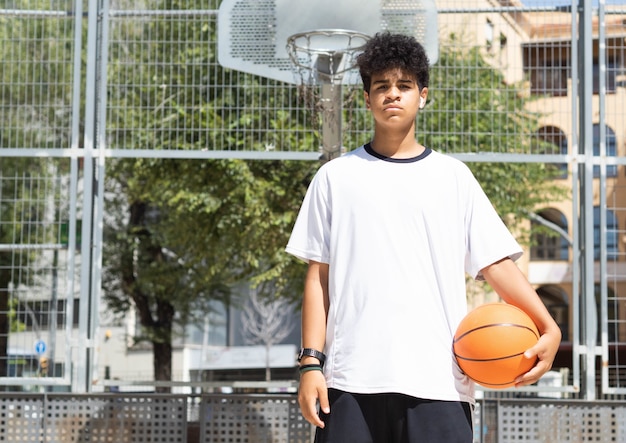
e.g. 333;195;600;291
286;29;370;162
320;84;343;162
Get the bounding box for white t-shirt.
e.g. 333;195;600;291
286;144;523;404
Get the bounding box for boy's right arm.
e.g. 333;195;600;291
298;260;330;428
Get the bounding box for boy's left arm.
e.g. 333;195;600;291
481;257;562;387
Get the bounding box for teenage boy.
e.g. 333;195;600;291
286;32;561;443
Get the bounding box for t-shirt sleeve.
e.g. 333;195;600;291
464;174;523;281
285;170;331;264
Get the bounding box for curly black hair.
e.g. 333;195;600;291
356;32;430;93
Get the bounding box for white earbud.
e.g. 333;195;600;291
420;97;426;108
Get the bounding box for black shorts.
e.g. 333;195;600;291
314;389;473;443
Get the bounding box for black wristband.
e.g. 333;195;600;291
299;364;323;374
299;364;322;369
297;348;326;366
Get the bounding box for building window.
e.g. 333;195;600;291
593;124;617;177
485;19;494;51
524;46;619;97
537;126;568;178
531;208;569;260
530;59;569;96
593;206;618;260
593;60;618;94
16;299;80;331
536;285;569;341
185;300;228;346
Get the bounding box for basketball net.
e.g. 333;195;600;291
286;29;369;162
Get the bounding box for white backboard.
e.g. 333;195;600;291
218;0;439;84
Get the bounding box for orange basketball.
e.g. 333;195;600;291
453;303;540;389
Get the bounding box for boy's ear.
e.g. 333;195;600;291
364;91;370;108
419;87;429;109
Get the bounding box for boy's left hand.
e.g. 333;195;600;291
514;327;562;387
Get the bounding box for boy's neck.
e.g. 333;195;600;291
370;133;424;159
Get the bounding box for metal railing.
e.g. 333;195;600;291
1;392;625;443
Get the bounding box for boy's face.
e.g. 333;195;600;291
364;68;428;128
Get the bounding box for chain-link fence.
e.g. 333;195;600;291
1;0;626;404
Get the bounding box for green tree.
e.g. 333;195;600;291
0;1;74;377
103;157;314;386
102;0;317;386
0;2;75;151
0;158;57;377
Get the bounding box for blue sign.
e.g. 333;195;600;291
34;340;46;355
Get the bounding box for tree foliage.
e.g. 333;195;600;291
102;2;317;384
0;0;73;376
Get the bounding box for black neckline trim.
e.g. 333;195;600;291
364;143;432;163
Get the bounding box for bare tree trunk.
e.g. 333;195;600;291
241;286;295;382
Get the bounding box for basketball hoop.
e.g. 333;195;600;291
286;29;370;85
286;29;370;162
